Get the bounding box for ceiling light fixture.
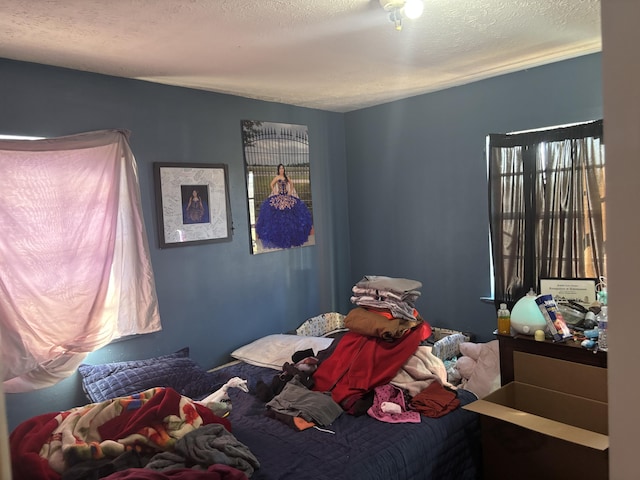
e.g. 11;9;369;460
379;0;424;31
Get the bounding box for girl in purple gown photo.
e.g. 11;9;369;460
255;164;312;249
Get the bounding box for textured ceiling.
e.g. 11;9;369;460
0;0;601;112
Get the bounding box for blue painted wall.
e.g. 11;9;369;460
0;58;352;430
344;53;602;340
1;53;602;430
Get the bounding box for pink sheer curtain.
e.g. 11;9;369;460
0;130;161;392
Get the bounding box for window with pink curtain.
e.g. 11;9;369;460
0;130;161;393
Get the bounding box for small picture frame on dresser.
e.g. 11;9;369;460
538;277;598;306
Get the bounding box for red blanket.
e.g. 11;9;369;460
10;387;231;480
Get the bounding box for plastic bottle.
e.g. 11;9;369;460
597;306;608;351
497;303;511;335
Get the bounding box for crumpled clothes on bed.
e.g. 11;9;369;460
350;296;419;322
255;357;317;403
145;423;260;477
312;324;430;413
409;381;460;418
266;375;343;427
62;450;152;480
344;307;419;340
367;384;421;423
390;345;451;397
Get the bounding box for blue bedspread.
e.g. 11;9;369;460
205;362;482;480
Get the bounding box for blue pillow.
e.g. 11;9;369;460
78;348;217;403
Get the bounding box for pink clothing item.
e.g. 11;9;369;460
367;384;421;423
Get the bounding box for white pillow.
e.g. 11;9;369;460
230;334;334;370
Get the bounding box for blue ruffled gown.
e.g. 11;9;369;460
256;179;313;249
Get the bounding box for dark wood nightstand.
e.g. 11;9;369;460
496;333;608;385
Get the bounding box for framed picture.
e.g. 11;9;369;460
240;120;315;254
153;162;232;248
538;277;598;305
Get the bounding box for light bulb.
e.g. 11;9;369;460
389;10;403;31
403;0;424;19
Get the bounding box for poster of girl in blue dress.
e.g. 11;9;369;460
241;120;315;254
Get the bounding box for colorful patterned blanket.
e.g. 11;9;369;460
10;387;231;480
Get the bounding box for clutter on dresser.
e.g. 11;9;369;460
498;276;609;352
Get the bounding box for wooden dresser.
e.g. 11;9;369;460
496;333;608;385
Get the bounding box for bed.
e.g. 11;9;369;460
9;314;483;480
185;361;482;480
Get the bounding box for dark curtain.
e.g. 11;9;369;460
488;120;605;309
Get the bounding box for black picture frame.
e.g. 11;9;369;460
538;277;598;305
153;162;232;248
